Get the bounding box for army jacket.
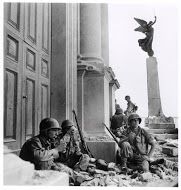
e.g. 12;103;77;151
125;126;154;155
19;134;56;170
59;132;82;162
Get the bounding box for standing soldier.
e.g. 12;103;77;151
124;95;138;116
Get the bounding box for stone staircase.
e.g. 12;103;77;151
147;123;178;140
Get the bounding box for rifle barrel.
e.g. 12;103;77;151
102;123;119;145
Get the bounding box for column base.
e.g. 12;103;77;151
86;140;117;163
145;115;174;125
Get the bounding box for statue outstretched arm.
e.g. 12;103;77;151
149;16;157;27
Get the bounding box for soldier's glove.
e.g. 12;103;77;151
55;142;67;153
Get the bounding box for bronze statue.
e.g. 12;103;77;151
134;16;157;56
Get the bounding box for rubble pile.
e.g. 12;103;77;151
76;162;178;186
28;139;178;186
77;140;178;187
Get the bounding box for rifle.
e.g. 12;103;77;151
102;123;128;147
72;110;94;158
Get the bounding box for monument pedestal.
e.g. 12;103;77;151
145;57;177;140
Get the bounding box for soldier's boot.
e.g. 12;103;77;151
121;158;133;175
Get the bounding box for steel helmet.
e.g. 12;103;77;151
39;118;61;131
61;119;74;131
128;113;142;124
116;108;123;114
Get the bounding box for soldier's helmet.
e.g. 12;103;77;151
39;118;61;132
61;119;74;131
125;95;130;100
116;108;123;114
128;113;142;124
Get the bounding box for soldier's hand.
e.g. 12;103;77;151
51;149;59;159
67;126;77;136
55;142;67;153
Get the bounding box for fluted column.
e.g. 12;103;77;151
80;3;102;62
101;4;109;66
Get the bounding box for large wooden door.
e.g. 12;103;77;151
4;3;51;152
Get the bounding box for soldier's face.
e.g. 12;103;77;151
47;128;59;140
129;119;139;128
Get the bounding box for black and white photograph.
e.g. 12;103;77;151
2;0;179;187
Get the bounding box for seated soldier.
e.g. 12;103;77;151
117;113;156;173
57;119;90;172
19;118;73;177
57;120;110;172
110;107;128;136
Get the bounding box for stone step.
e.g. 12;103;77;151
162;146;178;156
149;123;175;129
153;133;178;140
148;128;178;134
166;156;178;162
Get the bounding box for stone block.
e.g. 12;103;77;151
139;172;153;182
148;128;178;134
149;123;175;129
162;146;178;156
28;170;69;185
154;134;178;140
86;141;117;163
4;151;34;185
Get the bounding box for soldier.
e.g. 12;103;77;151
124;95;138;116
117;113;156;173
110;107;128;136
57;119;90;172
19;118;73;175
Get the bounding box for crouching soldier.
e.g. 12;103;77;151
19;118;73;177
117;113;156;173
57;119;90;172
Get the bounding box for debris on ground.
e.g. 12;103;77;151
78;139;178;186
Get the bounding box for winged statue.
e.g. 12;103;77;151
134;16;157;56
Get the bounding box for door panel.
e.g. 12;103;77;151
24;3;38;47
42;3;49;53
22;43;38;143
4;69;18;139
25;78;36;140
4;3;51;151
41;84;49;120
4;28;23;151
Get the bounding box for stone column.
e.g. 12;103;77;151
101;4;109;66
51;4;77;123
78;4;120;162
80;3;102;61
146;57;163;116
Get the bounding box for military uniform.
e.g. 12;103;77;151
19;118;74;178
117;114;155;172
110;108;128;136
58;120;90;172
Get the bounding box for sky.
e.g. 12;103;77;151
108;2;179;118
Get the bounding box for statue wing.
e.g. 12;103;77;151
134;17;147;28
134;26;146;33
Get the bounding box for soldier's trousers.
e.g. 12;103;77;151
117;141;149;172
